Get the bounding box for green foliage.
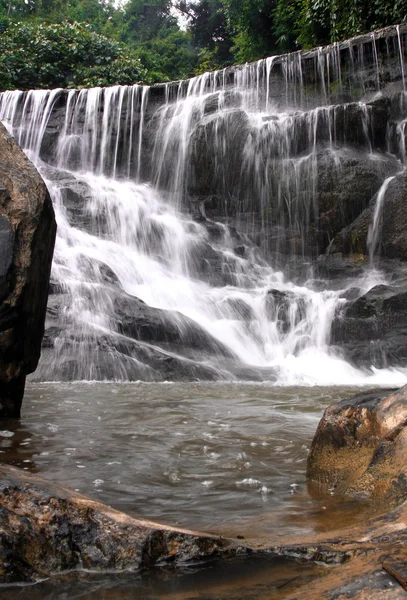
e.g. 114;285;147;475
178;0;233;70
134;29;200;81
118;0;177;44
221;0;406;63
0;20;147;91
222;0;278;62
287;0;407;48
0;0;405;90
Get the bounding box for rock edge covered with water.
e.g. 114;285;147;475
3;453;407;599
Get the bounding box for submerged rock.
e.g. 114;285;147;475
0;123;56;417
0;464;236;583
307;385;407;504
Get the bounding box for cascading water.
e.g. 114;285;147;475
1;25;407;386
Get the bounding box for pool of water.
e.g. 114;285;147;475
0;382;380;540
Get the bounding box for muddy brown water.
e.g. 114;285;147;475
0;382;385;598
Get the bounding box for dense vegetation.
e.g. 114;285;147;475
0;0;405;89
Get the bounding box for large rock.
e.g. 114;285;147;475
315;149;400;250
328;171;407;259
0;464;237;583
5;457;407;597
331;283;407;367
36;287;234;382
0;123;56;417
307;386;407;504
113;292;234;358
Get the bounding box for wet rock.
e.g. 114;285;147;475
266;289;306;333
187;109;250;203
33;336;224;383
0;464;236;583
328;170;407;259
220;297;254;320
201;90;242;115
307;385;407;504
316;150;400;247
316;253;368;279
37;288;234;382
0;212;13;303
327;209;372;256
42;168;101;234
0;123;56;417
331;283;407;367
379;172;407;260
113;292;234;358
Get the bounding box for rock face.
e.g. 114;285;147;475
0;123;56;417
328;171;407;259
331;283;407;367
307;385;407;504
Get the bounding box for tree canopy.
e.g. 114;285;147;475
0;0;405;90
0;21;147;90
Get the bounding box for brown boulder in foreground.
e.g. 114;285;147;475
0;464;238;583
4;461;407;599
307;385;407;503
0;122;56;417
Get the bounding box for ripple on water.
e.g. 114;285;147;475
0;381;384;540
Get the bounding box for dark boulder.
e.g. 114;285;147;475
331;283;407;367
328;171;407;259
0;123;56;417
113;292;234;358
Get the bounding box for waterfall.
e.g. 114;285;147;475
367;176;396;264
1;25;407;386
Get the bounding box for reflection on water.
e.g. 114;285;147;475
0;382;378;539
0;555;327;600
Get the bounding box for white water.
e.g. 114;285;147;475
1;27;407;387
368;175;397;262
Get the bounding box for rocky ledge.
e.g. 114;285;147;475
2;462;407;599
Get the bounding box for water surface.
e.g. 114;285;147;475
1;382;380;538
